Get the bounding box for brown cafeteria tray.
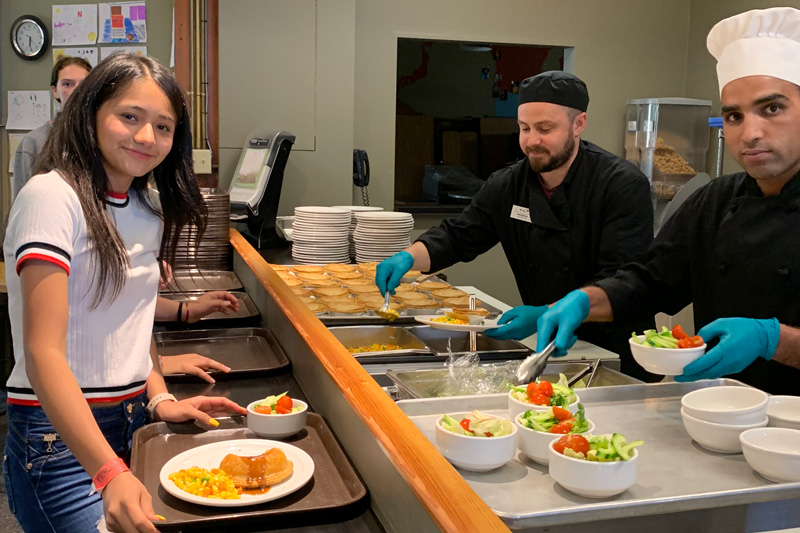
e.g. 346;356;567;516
130;414;368;531
156;291;260;328
155;328;290;381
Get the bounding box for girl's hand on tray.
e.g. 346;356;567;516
102;471;160;532
155;396;247;426
187;291;240;323
162;353;231;383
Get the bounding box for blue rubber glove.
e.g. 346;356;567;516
676;317;781;382
485;305;548;340
375;251;415;296
535;290;590;357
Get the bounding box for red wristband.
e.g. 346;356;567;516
90;457;129;495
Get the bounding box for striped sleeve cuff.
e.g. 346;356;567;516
15;242;71;275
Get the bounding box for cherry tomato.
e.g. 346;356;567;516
554;434;591;455
537;380;554;397
672;324;688;340
460;418;472;432
276;395;293;410
275;405;291;414
552;406;572;421
678;337;693;349
549;421;573;434
690;335;705;347
530;393;550;406
526;382;540;400
254;405;272;415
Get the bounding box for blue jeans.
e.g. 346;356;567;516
4;392;147;533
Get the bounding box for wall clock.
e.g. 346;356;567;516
10;15;49;61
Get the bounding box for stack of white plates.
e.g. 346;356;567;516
291;206;351;264
333;205;384;259
353;211;414;263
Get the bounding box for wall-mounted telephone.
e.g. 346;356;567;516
353;149;370;206
353;149;370;187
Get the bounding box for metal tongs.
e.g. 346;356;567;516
516;340;556;384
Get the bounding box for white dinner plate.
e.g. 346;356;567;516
159;439;314;507
413;314;501;332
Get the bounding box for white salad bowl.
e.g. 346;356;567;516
507;390;580;422
681;386;769;425
548;439;638;498
767;396;800;430
434;412;518;472
680;407;767;454
515;416;595;466
628;336;706;376
247;399;308;438
740;427;800;483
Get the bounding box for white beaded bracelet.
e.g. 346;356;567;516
146;392;177;419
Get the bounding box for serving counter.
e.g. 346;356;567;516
153;230;799;533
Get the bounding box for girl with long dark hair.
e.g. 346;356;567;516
3;53;246;532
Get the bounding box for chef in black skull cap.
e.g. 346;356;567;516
377;71;657;380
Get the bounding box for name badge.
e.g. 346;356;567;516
510;205;531;223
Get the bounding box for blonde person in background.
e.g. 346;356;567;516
12;56;91;201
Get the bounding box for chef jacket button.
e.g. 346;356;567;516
530;263;539;270
562;266;571;273
718;264;728;273
777;268;790;276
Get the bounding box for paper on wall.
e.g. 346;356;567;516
53;47;98;66
8;133;26;173
52;4;98;45
100;46;147;60
6;92;51;131
99;2;147;43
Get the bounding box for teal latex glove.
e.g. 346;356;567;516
375;251;414;296
486;305;548;340
676;317;780;381
535;290;591;357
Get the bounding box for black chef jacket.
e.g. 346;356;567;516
597;170;800;394
416;140;656;380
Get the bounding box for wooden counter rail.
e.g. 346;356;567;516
230;230;509;533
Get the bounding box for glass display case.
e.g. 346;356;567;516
624;98;711;204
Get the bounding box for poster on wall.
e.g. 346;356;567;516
52;4;98;46
53;47;98;66
6;91;51;131
8;134;26;173
99;2;147;43
100;46;147;60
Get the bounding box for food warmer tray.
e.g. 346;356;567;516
157;291;260;328
155;328;290;381
130;414;368;531
327;326;430;357
406;326;531;360
387;361;639;400
395;380;800;530
160;270;243;293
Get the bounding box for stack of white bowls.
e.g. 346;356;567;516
680;386;769;454
353;211;414;263
333;205;384;260
291;206;351;264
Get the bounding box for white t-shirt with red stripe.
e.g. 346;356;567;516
3;171;163;406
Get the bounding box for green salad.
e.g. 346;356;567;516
518;403;589;434
554;432;644;462
440;410;513;438
507;373;578;408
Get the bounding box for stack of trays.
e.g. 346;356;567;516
173;189;230;271
291;207;351;264
333;205;384;260
353;211;414;263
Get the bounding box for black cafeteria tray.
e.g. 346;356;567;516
156;291;261;329
130;414;368;531
155;328;290;381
